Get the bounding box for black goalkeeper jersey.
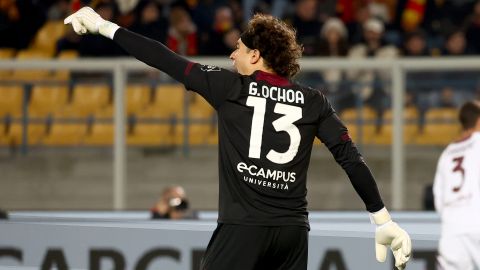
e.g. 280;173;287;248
114;28;385;228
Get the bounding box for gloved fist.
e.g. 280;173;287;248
371;208;412;270
64;7;119;39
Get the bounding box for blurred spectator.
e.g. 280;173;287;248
130;0;168;43
179;0;219;40
228;0;244;28
442;30;471;56
0;208;7;219
349;18;398;57
316;18;349;98
345;4;371;46
465;1;480;54
284;0;322;56
0;0;46;49
401;29;435;112
151;185;196;219
242;0;292;22
166;5;198;56
344;18;398;118
401;29;429;57
317;18;349;56
200;6;239;55
438;87;458;108
47;0;71;20
369;0;395;25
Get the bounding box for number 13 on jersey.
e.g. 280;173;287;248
246;96;302;164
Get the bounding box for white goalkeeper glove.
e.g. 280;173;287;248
371;207;412;270
64;7;119;39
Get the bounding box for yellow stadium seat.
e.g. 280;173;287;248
126;84;151;115
174;123;215;145
0;48;15;58
207;127;218;145
414;123;461;145
142;84;185;118
0;48;15;80
344;123;377;144
42;122;88;145
340;106;378;122
372;107;420;145
8;122;47;145
0;85;24;117
383;107;419;121
371;124;419;145
12;50;53;81
186;93;214;118
83;122;114;145
30;21;67;55
89;84;152;118
29;85;69;117
0;121;9;145
424;108;458;120
127;123;173;146
52;50;79;81
94;106;113;119
55;84;110;117
414;108;460;145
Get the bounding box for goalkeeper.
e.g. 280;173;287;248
65;7;411;270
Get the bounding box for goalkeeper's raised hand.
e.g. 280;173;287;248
371;208;412;270
64;7;119;39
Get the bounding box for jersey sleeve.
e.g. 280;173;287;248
113;28;241;109
316;96;384;212
183;63;242;109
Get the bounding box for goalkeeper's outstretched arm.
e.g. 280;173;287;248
317;112;412;270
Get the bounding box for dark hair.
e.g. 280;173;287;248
459;100;480;130
242;14;302;78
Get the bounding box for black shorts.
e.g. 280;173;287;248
200;223;308;270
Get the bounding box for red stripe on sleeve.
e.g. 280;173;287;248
185;62;195;76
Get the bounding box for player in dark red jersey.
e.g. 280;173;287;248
65;8;412;270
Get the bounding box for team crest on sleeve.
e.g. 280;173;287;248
200;65;221;72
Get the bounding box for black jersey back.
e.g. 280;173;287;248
184;65;334;228
112;29;384;224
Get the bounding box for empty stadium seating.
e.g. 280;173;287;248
54;84;110;117
83;122;114;145
371;107;420;145
340;106;378;144
8;122;47;145
127;123;173;146
42;122;88;146
186;93;214;118
0;48;15;80
28;85;69;117
12;49;52;81
30;21;66;55
125;84;152;115
414;108;460;145
340;106;378;123
0;85;24;118
139;84;185;118
174;123;215;145
52;50;79;81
